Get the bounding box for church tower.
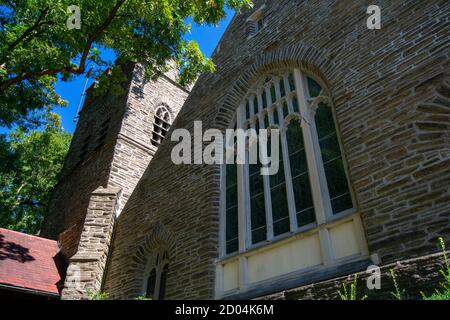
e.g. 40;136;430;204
41;62;189;299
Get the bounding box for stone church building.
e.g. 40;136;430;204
39;1;449;299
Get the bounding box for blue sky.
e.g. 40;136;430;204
52;10;235;134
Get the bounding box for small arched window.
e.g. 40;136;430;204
151;106;172;147
144;250;169;300
217;68;368;297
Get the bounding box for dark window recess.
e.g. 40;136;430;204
96;118;111;149
247;7;265;37
145;251;169;300
257;17;264;32
159;264;169;300
151;106;172;147
146;269;157;299
78;134;91;163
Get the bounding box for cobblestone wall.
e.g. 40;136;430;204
42;62;189;299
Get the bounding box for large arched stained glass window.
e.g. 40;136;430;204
217;68;368;297
222;69;354;255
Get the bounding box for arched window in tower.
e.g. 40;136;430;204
151;106;172;147
144;250;169;300
217;68;368;296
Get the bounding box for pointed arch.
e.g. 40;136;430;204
215;50;369;297
214;43;333;131
128;222;176;298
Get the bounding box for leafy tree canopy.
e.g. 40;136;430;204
0;112;72;234
0;0;252;128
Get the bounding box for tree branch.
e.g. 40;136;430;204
0;8;51;64
0;0;127;93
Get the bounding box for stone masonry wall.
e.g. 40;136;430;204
259;250;449;300
42;61;189;299
42;62;188;249
61;187;120;300
103;0;449;299
41;63;134;241
108;63;189;214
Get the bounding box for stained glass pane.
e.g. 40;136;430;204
226;180;237;207
268;135;290;236
315;104;353;214
307;77;322;98
226;206;238;254
226;163;238;254
282;101;289;119
250;145;266;244
288;73;295;92
264;114;269;129
319;133;341;163
286;122;316;226
315;103;335;138
269;151;285;188
286;121;303;153
251;193;266;244
262;91;267;109
226;162;237;187
331;192;353;214
292;96;300;113
324;158;353;213
292;175;315;227
246;101;251;120
280;78;286;97
289;149;308;177
249;164;264;197
254;96;259;113
271;85;277;103
273;108;279;125
297;210;315;228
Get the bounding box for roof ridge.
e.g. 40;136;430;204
0;228;57;244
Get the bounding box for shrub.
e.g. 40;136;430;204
389;269;405;300
135;295;151;301
87;291;109;300
337;274;367;300
421;237;450;300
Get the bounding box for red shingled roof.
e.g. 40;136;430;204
0;228;62;296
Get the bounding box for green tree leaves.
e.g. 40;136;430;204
0;0;252;127
0;112;72;234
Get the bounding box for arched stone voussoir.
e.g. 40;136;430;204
214;42;333;130
130;222;176;276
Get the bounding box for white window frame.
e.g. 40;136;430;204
217;68;368;295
